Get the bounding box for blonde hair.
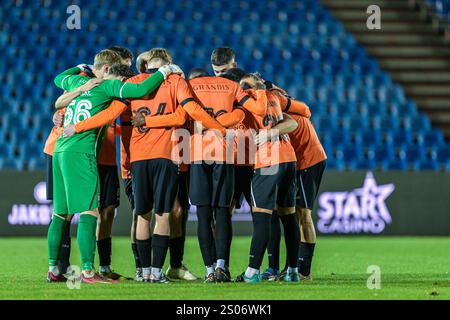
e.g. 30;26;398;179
93;49;122;69
147;48;173;64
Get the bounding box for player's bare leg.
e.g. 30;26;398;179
96;204;122;280
297;207;316;281
277;206;300;282
150;212;171;283
135;212;154;282
167;198;197;281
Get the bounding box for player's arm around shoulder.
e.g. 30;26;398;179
235;80;268;116
138;106;188;128
54;66;86;91
62;99;129;138
216;108;245;128
130;75;188;129
274;90;311;119
100;71;164;99
115;64;184;99
54;78;104;109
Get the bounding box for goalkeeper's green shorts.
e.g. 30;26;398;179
52;151;100;214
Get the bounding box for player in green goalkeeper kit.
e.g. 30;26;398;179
47;49;182;284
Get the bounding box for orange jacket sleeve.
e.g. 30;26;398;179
235;86;267;116
286;100;311;118
144;106;188;128
216;109;245;127
177;78;226;135
75;99;129;133
276;92;311;118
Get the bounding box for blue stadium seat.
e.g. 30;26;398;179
404;145;426;163
28;157;46;171
419;159;441;171
392;130;413;148
1;158;24;170
388;158;409;171
374;142;395;163
361;129;382;146
436;144;450;162
423;129;445;148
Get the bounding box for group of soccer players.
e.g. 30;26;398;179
44;46;327;284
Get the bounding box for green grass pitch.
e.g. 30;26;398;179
0;236;449;300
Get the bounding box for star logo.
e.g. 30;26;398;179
354;172;395;223
317;171;395;234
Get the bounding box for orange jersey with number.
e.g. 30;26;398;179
43;71;91;156
127;71;195;163
244;89;296;169
288;113;327;170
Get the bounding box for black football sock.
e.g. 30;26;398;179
131;243;142;268
97;237;112;268
196;206;214;267
214;207;231;264
58;220;71;274
152;234;170;269
225;212;233;269
267;211;281;270
211;240;217;263
248;212;271;270
136;238;152;269
180;208;188;261
169;237;184;268
280;214;300;269
298;242;316;276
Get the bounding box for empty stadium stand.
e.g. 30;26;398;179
0;0;449;171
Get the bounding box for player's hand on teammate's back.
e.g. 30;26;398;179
131;113;146;128
77;78;104;92
254;129;276;146
53;112;64;127
62;124;76;138
158;64;184;79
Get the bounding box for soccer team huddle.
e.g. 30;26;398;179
44;46;327;284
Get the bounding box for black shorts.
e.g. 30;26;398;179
233;165;253;209
251;162;297;211
123;178;134;211
131;158;178;215
189;162;234;208
98;165;120;209
296;160;326;210
46;154;53;201
178;170;190;209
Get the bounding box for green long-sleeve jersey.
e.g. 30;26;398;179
53;66;164;155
